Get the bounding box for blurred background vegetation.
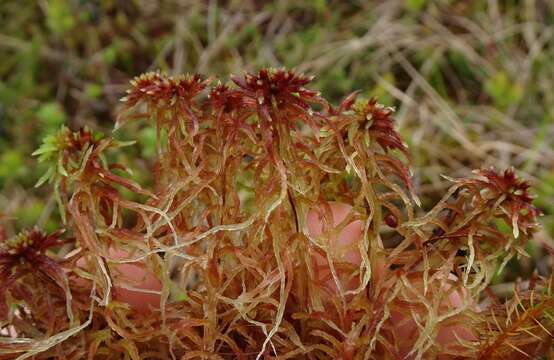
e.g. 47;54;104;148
0;0;552;283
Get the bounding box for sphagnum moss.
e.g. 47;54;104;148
0;68;552;359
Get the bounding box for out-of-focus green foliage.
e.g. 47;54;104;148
485;71;523;109
0;150;25;184
537;170;554;234
45;0;76;35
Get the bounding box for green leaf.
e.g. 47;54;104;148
37;102;67;129
85;83;103;99
0;150;25;181
484;71;523;109
35;166;55;188
406;0;427;12
114;140;137;148
45;0;76;35
32;144;58;156
103;45;118;65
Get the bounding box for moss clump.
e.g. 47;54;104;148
0;69;552;359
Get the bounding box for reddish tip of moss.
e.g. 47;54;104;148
1;228;64;256
357;98;407;155
473;168;541;236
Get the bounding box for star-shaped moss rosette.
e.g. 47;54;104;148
33;126;149;223
0;228;73;322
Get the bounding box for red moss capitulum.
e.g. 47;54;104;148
1;229;63;256
2;68;551;359
475;168;541;235
0;229;73;323
123;72;207;107
354;98;408;156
